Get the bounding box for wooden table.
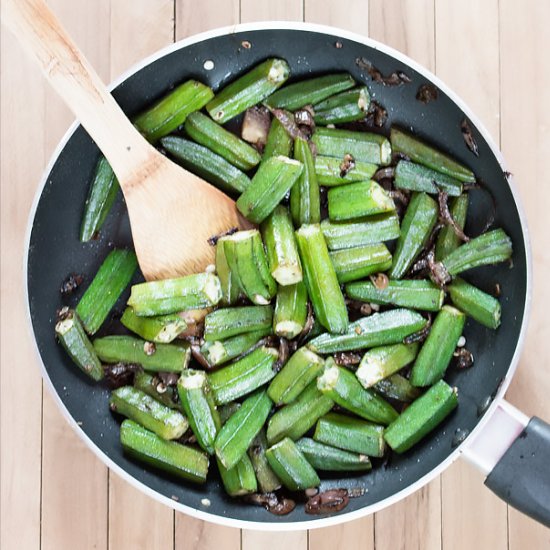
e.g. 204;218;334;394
1;1;549;548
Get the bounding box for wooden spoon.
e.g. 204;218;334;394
2;0;247;280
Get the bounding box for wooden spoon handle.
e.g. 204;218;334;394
1;0;152;185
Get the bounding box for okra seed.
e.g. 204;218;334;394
205;263;216;274
203;59;214;71
370;303;380;312
305;487;319;497
156;382;167;394
335;41;343;49
201;498;211;506
457;336;466;347
143;341;156;355
241;41;251;49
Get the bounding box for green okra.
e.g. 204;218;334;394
55;310;103;381
76;249;137;335
215;390;272;469
394;160;463;196
248;429;282;493
120;420;208;483
410;305;466;387
133;372;178;409
184;111;261;170
80;155;120;242
161;136;251;194
384;380;458;453
218;402;241;424
307;309;427;354
389;192;439;279
134;79;214;143
330;243;392;283
390;127;476;183
217;454;257;496
207;58;290;124
261;206;302;285
273;281;308;339
120;307;187;344
373;374;421;403
314;155;378;187
94;335;191;372
236;155;303;224
266;382;334;445
448;277;501;329
295;224;349;334
208;346;279;405
435;194;469;261
223;230;276;305
128;273;222;317
440;228;513;277
216;237;241;306
317;360;398;425
313;86;370;125
267;347;325;405
345;279;445;312
356;342;419;389
110;386;188;440
296;437;372;472
328;180;395;221
313;412;386;457
203;305;273;341
265;73;355;110
263;117;293;159
177;369;221;455
265;437;320;491
201;328;271;367
320;213;401;250
291;136;321;226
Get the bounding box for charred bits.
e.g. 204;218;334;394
305;488;350;514
60;273;84;295
454;347;474;369
207;226;238;246
104;362;141;389
355;58;411;86
460;119;479;156
416;83;439;104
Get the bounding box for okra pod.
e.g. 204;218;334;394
314;412;386;457
261;206;302;285
134;80;213;143
215;390;272;469
448;277;501;329
236;156;303;224
219;402;241;424
263;117;293;159
410;305;466;387
94;335;191;372
394;160;463;196
313;86;370;125
203;305;273;341
320;214;401;250
80;155;120;242
345;279;445;312
295;224;348;334
208;346;279;405
207;58;290;124
373;374;421;403
265;437;320;491
290;136;321;226
121;307;187;344
161;136;251;194
134;371;178;409
308;309;427;354
389;192;438;279
110;386;188;440
267;347;325;405
215;237;241;306
435;194;469;261
390;127;475;183
330;243;392;283
317;360;398;425
273;281;308;339
312;127;392;165
296;437;372;472
184;111;261;170
384;380;458;453
177;369;221;454
266;382;334;445
265;73;355;110
55;310;103;381
315;155;378;187
356;342;419;389
76;249;137;334
128;273;222;317
121;420;208;483
440;228;513;277
328;180;395;221
201;328;271;367
217;454;258;496
248;429;282;493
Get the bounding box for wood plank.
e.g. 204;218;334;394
309;518;374;550
500;0;550;546
242;530;307;550
175;515;241;550
240;0;303;22
176;0;239;37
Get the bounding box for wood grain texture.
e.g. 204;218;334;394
175;515;241;550
240;0;303;22
309;518;374;550
242;530;308;550
176;0;239;37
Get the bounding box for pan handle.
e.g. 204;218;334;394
462;399;550;528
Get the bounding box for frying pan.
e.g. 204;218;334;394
24;22;550;529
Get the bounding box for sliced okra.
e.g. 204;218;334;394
328;180;395;221
291;136;321;226
200;328;271;367
313;86;370;125
394;160;463;196
263;117;293;159
330;243;392;283
448;277;501;329
296;437;372;472
315;155;378;187
120;307;187;344
217;454;258;496
273;281;308;339
435;194;469;261
248;428;282;493
203;305;273;341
